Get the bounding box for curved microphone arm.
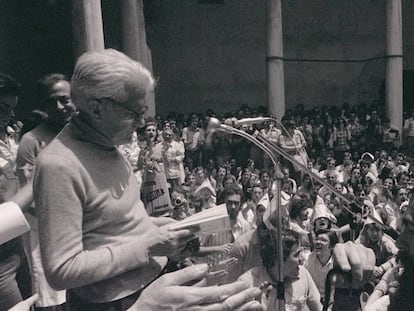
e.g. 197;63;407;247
212;125;286;310
255;133;386;229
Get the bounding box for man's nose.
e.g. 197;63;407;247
57;100;65;110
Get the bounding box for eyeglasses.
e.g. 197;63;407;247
101;98;148;121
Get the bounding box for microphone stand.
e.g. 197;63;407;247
211;125;286;311
210;117;388;311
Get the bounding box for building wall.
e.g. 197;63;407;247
144;0;413;115
0;0;412;119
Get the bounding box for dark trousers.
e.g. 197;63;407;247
67;290;141;311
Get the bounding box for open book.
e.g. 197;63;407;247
168;204;231;236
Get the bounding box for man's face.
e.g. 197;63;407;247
314;218;330;231
0;95;18;128
252;186;264;203
100;94;146;146
225;194;241;221
45;80;75;126
283;243;303;278
260;173;270;186
366;224;382;243
191;117;198;128
145;125;157;140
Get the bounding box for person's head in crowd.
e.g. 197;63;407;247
184;165;191;176
189;113;199;129
354;183;367;204
162;127;174;143
382;176;395;190
390;148;399;160
185;173;196;187
282;180;294;196
194;167;205;185
307;158;316;171
216;165;227;180
334;182;344;194
396;186;409;205
251;184;264;204
326;156;336;170
259;169;271;189
301;174;312;190
71;49;153;146
163;120;171;131
343;151;352;162
327;198;342;218
247;158;255;171
259;228;303;278
0;73;20;130
396;153;406;166
363;219;384;245
289;193;311;223
313;229;338;255
352;150;360;162
229;158;237;172
250;169;260;184
222;184;243;223
397;171;410;188
337;117;346;129
181;182;193;200
351;166;362;184
155;114;163;129
326;170;337;186
142;117;158;143
206;158;216;174
37;73;75;127
223;174;236;188
240;168;251;187
312;202;337;232
343;159;354;174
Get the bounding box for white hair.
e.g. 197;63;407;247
71;49;155;109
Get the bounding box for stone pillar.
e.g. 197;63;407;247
72;0;105;59
385;0;403;138
121;0;156;117
266;0;285;121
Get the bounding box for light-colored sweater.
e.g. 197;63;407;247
33;117;166;303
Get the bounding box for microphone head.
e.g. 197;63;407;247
207;117;222;129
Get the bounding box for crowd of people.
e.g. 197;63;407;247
0;48;414;311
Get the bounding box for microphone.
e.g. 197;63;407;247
207;117;236;134
232;117;271;127
221;117;271;128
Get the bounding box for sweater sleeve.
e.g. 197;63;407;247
16;133;40;186
34;155;150;290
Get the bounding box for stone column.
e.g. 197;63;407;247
121;0;156;117
72;0;105;59
385;0;403;138
266;0;285;121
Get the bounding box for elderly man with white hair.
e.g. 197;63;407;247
33;49;262;311
32;49;197;311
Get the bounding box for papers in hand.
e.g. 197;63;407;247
168;204;231;236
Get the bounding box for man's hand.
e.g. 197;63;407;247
216;243;233;255
129;264;262;311
147;228;197;258
8;294;39;311
332;241;376;289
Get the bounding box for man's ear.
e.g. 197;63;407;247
87;99;103;121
